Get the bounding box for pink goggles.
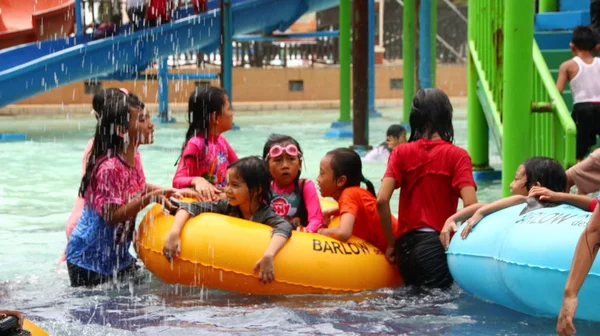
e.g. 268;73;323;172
268;144;300;159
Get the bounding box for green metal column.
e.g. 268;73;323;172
467;0;488;171
402;0;416;123
339;0;352;123
538;0;558;13
502;0;535;196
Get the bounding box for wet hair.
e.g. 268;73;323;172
92;88;143;111
571;26;598;51
408;88;454;143
522;156;566;192
325;148;376;196
111;13;122;25
386;124;406;138
79;89;142;197
228;156;272;206
175;86;227;165
262;134;307;225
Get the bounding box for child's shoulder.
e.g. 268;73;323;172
340;186;367;199
559;58;579;71
446;143;470;157
299;178;315;187
95;155;121;173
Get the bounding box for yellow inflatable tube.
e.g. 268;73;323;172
23;320;48;336
136;198;402;295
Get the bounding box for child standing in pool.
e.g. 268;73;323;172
262;134;323;232
556;26;600;161
66;89;180;287
163;156;292;283
173;86;237;201
316;148;398;253
377;88;478;289
363;124;407;162
62;89;142;261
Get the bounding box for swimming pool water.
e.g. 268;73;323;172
1;108;598;335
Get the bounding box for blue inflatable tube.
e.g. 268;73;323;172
447;204;600;321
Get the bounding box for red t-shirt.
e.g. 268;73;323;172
192;0;207;13
147;0;171;21
384;139;476;236
339;186;399;253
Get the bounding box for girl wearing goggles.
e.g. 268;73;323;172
262;134;323;232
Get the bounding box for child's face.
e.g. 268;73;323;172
128;106;154;145
509;164;528;196
215;95;234;134
224;168;250;207
267;144;301;188
317;155;342;198
386;131;407;150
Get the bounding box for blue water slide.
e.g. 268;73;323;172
0;0;338;107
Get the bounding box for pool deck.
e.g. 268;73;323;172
0;97;468;118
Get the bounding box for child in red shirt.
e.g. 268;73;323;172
377;88;478;289
192;0;207;13
147;0;179;26
317;148;398;253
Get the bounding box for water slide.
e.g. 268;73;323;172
0;0;338;107
0;0;75;50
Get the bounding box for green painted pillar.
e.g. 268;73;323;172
339;0;352;123
467;0;488;170
403;0;416;123
467;55;488;170
502;0;535;196
538;0;558;13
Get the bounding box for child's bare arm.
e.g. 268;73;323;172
558;193;596;211
440;203;487;250
460;195;527;239
450;203;486;223
478;195;527;216
529;186;595;211
556;61;570;94
163;209;191;261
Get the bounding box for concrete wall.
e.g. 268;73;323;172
13;64;466;105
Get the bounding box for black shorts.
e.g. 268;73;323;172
67;262;138;288
572;102;600;159
395;230;453;289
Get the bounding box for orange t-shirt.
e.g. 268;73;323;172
338;186;399;252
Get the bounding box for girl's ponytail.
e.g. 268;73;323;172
176;86;227;166
361;176;376;197
79;89;132;197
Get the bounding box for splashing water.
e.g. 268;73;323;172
1;110;599;335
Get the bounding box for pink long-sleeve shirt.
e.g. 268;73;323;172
172;135;238;188
270;179;323;232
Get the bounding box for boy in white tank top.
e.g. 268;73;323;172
556;26;600;161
